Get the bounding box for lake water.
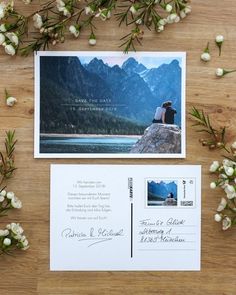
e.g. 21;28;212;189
40;136;140;154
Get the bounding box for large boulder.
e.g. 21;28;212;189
130;124;181;154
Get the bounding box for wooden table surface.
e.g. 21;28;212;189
1;0;236;294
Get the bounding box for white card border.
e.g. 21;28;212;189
34;51;186;159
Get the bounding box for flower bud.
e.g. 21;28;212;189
222;216;231;230
6;96;17;106
217;198;227;212
4;44;16;56
6;191;15;199
201;52;211;62
0;32;5;45
88;33;96;46
3;237;11;246
210;182;217;189
215;35;224;44
214;213;222;222
216;68;224;77
165;4;172;13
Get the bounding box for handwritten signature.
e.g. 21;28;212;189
61;227;124;247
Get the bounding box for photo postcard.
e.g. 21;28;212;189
34;51;186;158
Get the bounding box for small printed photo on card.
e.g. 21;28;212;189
146;178;196;208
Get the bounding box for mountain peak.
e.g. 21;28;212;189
122;57;147;75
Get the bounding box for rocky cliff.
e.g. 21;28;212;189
130;124;181;154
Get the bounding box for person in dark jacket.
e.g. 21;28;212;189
164;101;177;124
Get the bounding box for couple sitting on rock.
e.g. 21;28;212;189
163;192;177;206
152;101;177;124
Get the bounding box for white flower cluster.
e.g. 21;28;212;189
0;223;29;251
0;29;18;56
0;190;22;210
129;4;191;33
0;1;18;55
56;0;71;17
210;142;236;230
0;0;13;20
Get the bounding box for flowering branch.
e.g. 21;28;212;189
0;223;29;254
0;0;191;55
189;106;228;152
190;106;236;231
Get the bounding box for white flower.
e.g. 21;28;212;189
224;184;235;194
136;18;142;25
0;229;9;236
165;4;172;13
157;25;164;32
215;35;224;43
0;230;5;236
231;141;236;149
69;25;80;38
102;10;111;20
33;13;43;29
227;192;236;200
174;15;180;23
5;32;18;46
7;223;24;236
214;213;222;222
0;2;6;19
89;33;96;46
217;198;227;212
23;0;31;4
158;19;166;26
6;191;15;199
0;23;6;32
219;173;228;179
0;32;5;44
0;189;6;197
201;52;211;62
3;237;11;246
180;10;186;19
85;6;93;15
223;159;235;167
56;0;65;10
216;68;224;77
21;239;29;247
11;196;22;209
6;96;17;106
222;216;231;230
224;166;234;176
19;235;29;250
62;7;71;17
210;182;216;189
224;184;236;199
166;13;177;24
184;5;191;14
0;196;4;202
130;5;139;15
209;161;219;172
4;44;16;55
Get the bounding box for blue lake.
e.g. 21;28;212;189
40;136;140;154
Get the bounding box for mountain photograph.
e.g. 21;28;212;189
147;180;178;206
38;52;184;154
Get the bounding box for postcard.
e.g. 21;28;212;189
50;165;201;271
35;51;186;158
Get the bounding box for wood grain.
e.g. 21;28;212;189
1;0;236;294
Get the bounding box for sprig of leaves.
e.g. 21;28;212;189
0;131;17;186
189;106;229;152
0;0;191;55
